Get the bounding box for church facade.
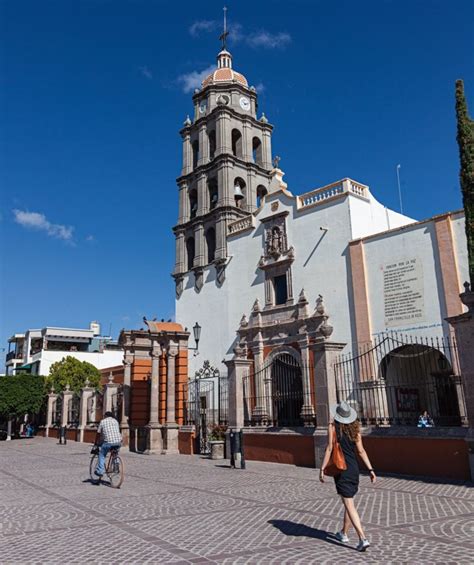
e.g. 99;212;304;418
172;43;468;382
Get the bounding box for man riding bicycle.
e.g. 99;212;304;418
94;411;122;479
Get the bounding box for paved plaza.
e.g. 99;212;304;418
0;438;473;564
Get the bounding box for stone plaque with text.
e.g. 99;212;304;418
383;258;425;327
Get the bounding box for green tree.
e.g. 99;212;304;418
0;375;46;419
455;79;474;287
47;356;101;393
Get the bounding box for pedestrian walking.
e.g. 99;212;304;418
319;401;376;552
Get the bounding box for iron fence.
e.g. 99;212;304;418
67;394;80;427
335;333;467;427
243;353;315;427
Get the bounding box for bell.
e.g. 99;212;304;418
233;183;244;200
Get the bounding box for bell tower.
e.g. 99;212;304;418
172;18;274;296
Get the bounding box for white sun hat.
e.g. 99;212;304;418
330;401;358;424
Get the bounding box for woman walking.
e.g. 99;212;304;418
319;401;376;552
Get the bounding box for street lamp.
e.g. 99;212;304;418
188;322;201;356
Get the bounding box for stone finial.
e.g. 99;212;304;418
272;155;281;168
240;314;248;327
260;112;268;123
298;288;308;304
84;378;90;388
316;294;325;315
252;298;261;313
107;372;114;384
65;383;71;392
184;115;192;126
49;384;55;394
320;319;334;339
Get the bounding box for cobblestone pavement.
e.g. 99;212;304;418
0;438;473;564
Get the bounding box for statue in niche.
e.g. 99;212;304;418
268;226;283;258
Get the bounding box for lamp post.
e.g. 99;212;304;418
188;322;201;356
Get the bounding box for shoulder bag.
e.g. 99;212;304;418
324;424;347;476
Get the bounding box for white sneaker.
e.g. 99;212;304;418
335;531;349;543
356;539;370;552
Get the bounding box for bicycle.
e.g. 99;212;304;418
89;445;124;488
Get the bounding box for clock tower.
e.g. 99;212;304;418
172;38;274;296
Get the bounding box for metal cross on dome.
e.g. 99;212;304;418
195;360;220;379
219;6;229;50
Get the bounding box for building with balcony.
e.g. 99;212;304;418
5;321;123;376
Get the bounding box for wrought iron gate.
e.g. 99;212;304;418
182;360;228;454
334;332;467;427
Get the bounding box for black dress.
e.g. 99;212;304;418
333;421;360;498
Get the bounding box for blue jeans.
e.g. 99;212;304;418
95;442;121;476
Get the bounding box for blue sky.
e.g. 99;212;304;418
1;0;473;358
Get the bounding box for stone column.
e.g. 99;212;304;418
225;358;252;428
121;357;132;446
310;340;346;468
197;173;209;216
300;339;316;426
181;130;192;175
147;347;163;454
215;214;227;261
198;123;209;166
216;111;231;156
447;288;474;480
61;386;74;429
174;230;186;275
45;390;58;438
193;222;205;267
262;128;272;170
164;347;179;454
242;121;252;161
251;343;268;423
103;372;120;414
218;162;233;207
78;381;95;442
178;181;189;224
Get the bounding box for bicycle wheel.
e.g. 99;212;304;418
89;454;99;481
107;454;124;489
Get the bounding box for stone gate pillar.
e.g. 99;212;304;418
447;288;474;480
121;357;132;446
164;346;179;454
61;385;74;429
78;380;95;442
45;389;58;438
147;347;163;454
310;340;346;469
225;356;253;429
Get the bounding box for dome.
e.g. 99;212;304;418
201;49;248;88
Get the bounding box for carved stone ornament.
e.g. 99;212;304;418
194;268;204;292
319;319;334;339
195;359;220;379
240;314;248;327
298;288;308;305
252;298;262;312
233;342;247;359
174;274;184;299
107;372;114;384
315;294;326;315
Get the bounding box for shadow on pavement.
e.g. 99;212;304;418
268;520;354;549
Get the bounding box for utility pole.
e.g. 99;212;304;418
396;164;403;215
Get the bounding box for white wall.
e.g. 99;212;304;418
33;349;124;376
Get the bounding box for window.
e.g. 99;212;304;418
208;178;218;209
205;228;216;263
274;274;288;305
256;185;268;208
252;137;263;166
186;237;195;270
192;140;199;169
232;129;243;158
189;189;198;219
209;130;216;160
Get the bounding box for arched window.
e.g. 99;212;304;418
234;177;246;208
256;184;268;208
208;178;218;210
192;140;199;169
208;130;216;160
186;237;195;271
205;228;216;263
252;137;263;166
232;129;243;159
189;189;198;219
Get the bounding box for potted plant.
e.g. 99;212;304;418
208;424;227;460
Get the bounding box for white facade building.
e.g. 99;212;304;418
5;321;123;376
173;43;468;378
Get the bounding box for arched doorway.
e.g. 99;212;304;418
269;353;304;427
380;344;462;426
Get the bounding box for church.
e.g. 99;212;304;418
172;40;468;383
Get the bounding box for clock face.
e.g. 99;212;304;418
199;101;207;114
239;96;250;111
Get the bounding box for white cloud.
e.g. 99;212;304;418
189;20;218;37
177;65;215;93
13;209;74;242
85;235;95;242
139;66;153;80
246;31;291;49
254;82;265;93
